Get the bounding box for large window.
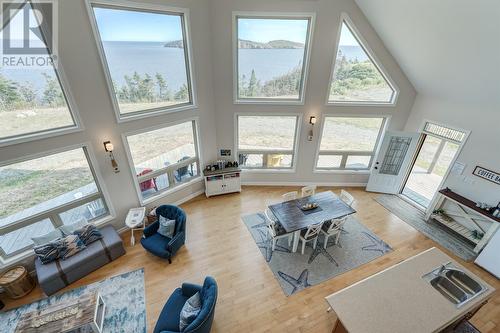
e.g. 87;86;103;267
0;1;79;145
89;2;194;119
0;147;110;260
124;120;200;202
316;117;386;170
328;16;396;104
237;115;300;169
234;14;313;103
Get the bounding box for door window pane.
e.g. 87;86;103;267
91;5;192;116
236;17;312;101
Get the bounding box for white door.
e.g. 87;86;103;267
366;131;421;194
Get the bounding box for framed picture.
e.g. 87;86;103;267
472;166;500;185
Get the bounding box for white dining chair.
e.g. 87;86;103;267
298;223;323;254
301;185;316;197
320;216;348;249
264;208;293;250
282;191;298;202
340;190;355;207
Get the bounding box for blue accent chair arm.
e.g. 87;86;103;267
167;231;185;254
182;282;202;297
159;331;179;333
143;221;159;238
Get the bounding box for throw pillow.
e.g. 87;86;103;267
73;224;103;246
33;239;61;264
158;216;176;238
179;292;202;332
58;234;86;260
59;218;88;236
31;229;63;246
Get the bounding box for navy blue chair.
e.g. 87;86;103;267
154;276;218;333
141;205;186;263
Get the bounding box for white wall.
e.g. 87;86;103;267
210;0;416;186
0;0;218;235
405;96;500;205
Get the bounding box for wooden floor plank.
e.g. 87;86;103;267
2;186;498;333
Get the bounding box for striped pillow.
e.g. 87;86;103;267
73;224;103;245
58;235;86;260
33;240;61;264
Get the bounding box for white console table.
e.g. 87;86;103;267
427;189;500;253
204;168;241;197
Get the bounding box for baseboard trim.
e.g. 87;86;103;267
241;181;367;187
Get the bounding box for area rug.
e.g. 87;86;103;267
0;268;146;333
242;213;392;296
375;194;476;261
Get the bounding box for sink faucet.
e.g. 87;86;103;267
436;262;451;275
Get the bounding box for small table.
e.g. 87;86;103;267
0;266;35;299
268;191;356;252
126;207;146;246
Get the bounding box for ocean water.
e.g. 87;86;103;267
0;41;367;96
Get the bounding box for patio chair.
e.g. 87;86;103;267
138;168;158;193
175;156;194;182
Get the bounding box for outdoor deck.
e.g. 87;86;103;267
402;168;444;208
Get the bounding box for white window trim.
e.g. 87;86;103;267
325;13;399;107
313;114;390;173
0;142;115;265
232;11;316;105
121;117;203;206
0;39;83;147
85;0;198;123
234;112;302;172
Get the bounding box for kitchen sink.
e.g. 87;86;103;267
423;262;487;308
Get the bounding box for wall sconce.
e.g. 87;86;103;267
103;141;120;173
308;116;316;141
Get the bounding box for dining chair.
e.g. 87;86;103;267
282;191;298;202
264;208;293;250
298;223;323;254
340;189;355;207
301;185;316;197
320;216;348;249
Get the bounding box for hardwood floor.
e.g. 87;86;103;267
2;186;499;333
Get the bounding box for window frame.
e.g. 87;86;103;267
232;12;315;105
325;13;399;107
235;113;302;172
85;0;197;122
314;114;389;172
122;117;203;205
0;2;83;147
0;143;115;264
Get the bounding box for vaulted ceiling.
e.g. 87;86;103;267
355;0;500;105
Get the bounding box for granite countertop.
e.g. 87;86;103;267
325;247;495;333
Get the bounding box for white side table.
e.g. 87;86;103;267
126;207;146;246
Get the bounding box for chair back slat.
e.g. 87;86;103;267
303;222;323;239
301;185;316;197
340;190;355;207
282;191;298;202
326;216;348;233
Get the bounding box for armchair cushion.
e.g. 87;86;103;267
158;216;176;238
140;233;171;259
179;292;201;331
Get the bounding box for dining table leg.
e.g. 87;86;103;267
292;230;300;252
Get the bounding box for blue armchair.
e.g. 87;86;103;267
154;276;218;333
141;205;186;263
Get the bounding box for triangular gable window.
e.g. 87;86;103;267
328;19;396;104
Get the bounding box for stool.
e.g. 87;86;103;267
0;266;35;299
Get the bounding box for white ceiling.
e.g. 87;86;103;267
354;0;500;105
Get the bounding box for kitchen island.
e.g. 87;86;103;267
325;247;495;333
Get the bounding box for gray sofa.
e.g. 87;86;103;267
35;225;125;295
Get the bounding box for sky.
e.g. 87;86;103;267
339;22;360;46
93;7;183;42
238;18;309;43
